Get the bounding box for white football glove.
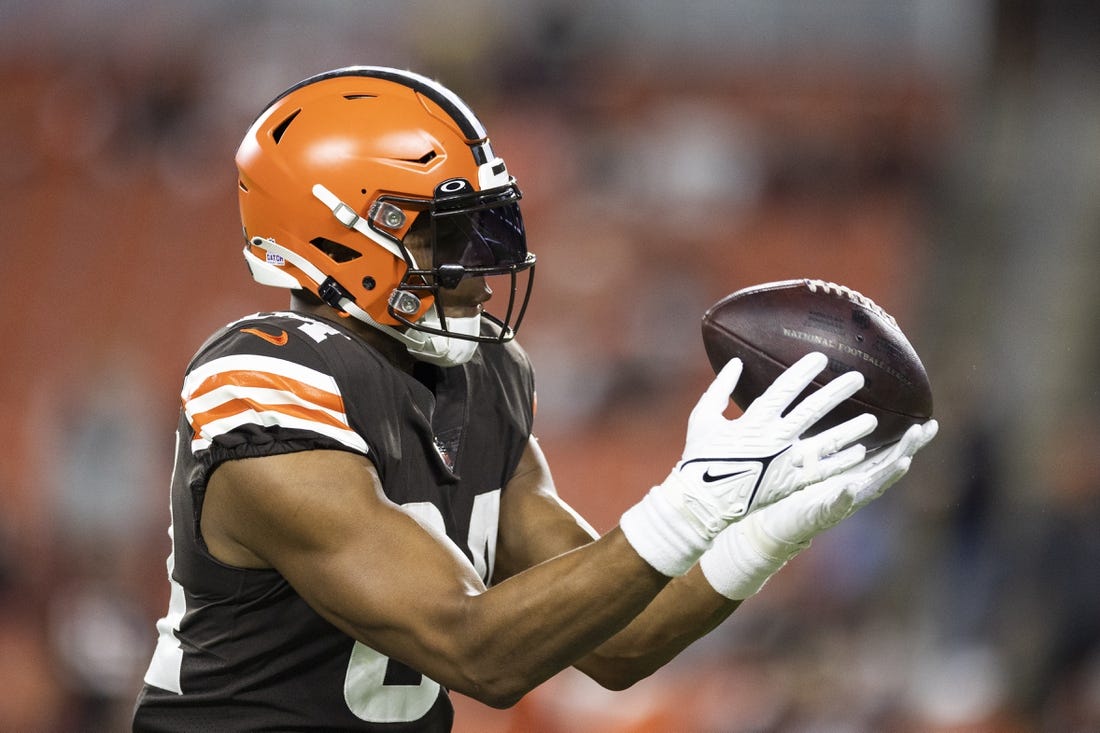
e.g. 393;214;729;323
621;352;877;577
700;418;939;599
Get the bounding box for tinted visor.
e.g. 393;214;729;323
430;185;528;270
383;181;536;343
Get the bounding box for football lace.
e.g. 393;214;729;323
803;279;898;327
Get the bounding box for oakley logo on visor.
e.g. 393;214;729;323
435;178;473;196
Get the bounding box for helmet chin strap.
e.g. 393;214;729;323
245;238;481;367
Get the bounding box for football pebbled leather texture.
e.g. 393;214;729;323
702;279;933;450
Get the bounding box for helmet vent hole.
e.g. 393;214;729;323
310;237;361;263
271;110;301;144
409;151;437;165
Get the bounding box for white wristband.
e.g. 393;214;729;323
699;519;808;600
620;486;712;577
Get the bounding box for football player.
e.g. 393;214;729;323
132;66;936;731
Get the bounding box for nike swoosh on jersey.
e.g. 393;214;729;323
182;354;368;455
241;327;289;346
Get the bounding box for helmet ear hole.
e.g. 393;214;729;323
362;276;376;291
310;237;362;263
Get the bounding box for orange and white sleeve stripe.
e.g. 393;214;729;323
181;354;368;455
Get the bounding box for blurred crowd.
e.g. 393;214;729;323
2;1;1099;731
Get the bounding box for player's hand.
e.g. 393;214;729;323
700;418;938;599
670;352;875;527
620;352;876;577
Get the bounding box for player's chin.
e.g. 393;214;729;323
441;306;483;320
437;292;486;316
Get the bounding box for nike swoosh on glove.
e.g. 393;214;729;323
620;352;876;577
664;352;877;533
700;418;938;599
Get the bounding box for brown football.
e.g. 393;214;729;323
701;279;933;450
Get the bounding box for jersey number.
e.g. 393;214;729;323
344;490;500;723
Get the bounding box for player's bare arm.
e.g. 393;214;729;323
492;424;937;689
494;435;741;690
201;447;671;708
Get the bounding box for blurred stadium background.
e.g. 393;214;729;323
2;1;1099;730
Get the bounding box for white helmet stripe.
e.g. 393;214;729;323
337;65;494;164
257;65;496;166
346;66;487;138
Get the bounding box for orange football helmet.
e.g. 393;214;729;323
236;66;534;361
